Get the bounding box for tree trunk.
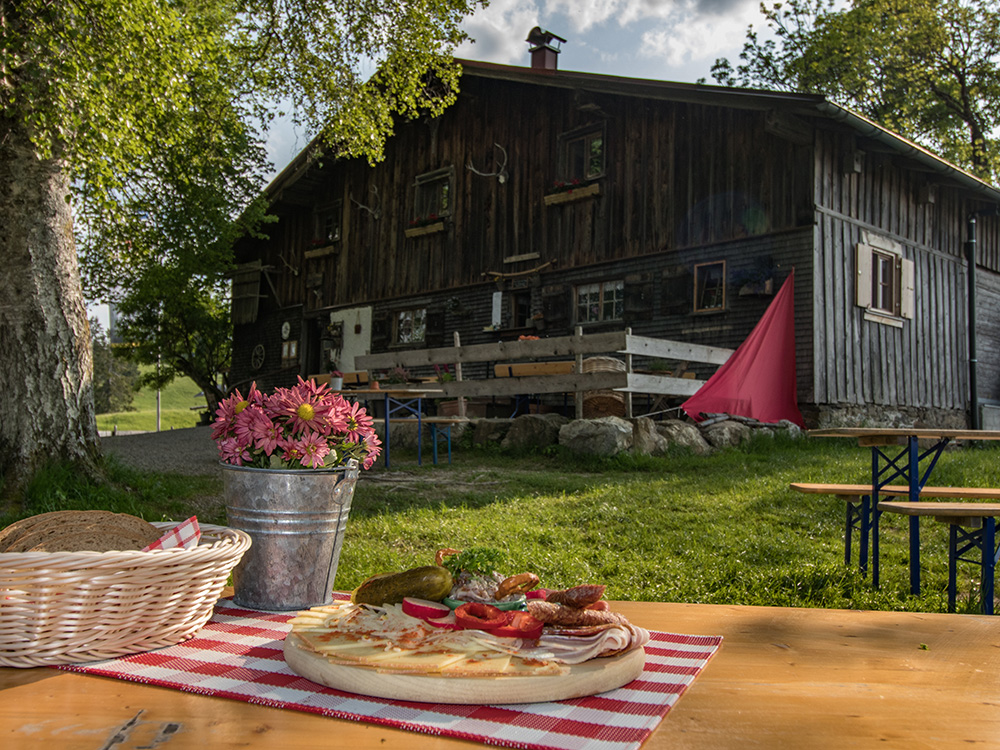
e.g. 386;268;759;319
0;117;101;500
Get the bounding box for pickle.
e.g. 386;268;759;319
351;565;453;605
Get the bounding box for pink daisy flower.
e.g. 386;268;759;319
218;436;251;466
341;400;374;443
296;431;332;468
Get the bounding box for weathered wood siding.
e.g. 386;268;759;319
242;74;814;312
811;126;986;410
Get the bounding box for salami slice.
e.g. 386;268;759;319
545;584;607;608
526;600;628;627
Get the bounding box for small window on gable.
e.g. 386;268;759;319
694;261;727;312
576;280;624;324
315;201;342;244
413;168;453;224
856;234;914;326
281;339;298;367
510;289;532;328
394;308;427;344
560;127;604;182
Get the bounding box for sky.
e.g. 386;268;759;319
264;0;770;176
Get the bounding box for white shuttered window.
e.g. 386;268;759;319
855;234;914;326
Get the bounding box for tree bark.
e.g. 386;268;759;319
0;117;101;499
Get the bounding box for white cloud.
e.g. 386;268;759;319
637;1;761;70
457;0;542;65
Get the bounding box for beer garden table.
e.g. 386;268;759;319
807;427;1000;592
1;597;997;749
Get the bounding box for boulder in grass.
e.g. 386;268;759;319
501;413;569;450
656;419;713;455
630;417;669;455
559;416;633;456
700;419;752;448
473;418;512;446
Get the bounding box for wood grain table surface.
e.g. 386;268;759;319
1;600;997;749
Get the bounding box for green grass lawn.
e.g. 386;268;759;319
96;369;207;432
9;433;999;615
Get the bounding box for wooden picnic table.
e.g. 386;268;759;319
339;388;445;468
1;599;997;749
807;427;1000;592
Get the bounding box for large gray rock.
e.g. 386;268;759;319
387;419;471;449
501;413;569;450
472;418;511;446
656;420;712;455
630;417;669;455
559;417;633;456
700;419;752;448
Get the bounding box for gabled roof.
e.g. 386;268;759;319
266;58;1000;206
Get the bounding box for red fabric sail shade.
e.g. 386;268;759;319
682;270;804;426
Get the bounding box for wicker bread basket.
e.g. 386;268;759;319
0;522;251;667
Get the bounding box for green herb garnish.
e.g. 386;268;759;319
441;546;504;576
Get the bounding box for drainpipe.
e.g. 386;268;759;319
967;206;1000;430
967;214;979;429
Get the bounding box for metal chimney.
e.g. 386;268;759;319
526;27;566;70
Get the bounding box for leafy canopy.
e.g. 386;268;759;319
2;0;486;410
711;0;1000;181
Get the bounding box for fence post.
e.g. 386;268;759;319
454;331;466;418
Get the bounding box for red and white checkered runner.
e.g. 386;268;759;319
60;597;721;750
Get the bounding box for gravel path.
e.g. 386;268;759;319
101;426;221;476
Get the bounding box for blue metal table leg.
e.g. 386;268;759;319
983;517;995;616
431;424;439;465
844;502;854;567
872;451;881;588
948;524;958;613
859;495;870;576
383;399;391;469
908;436;921;596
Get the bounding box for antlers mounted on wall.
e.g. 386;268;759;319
467;143;509;184
350;186;381;220
278;252;299;276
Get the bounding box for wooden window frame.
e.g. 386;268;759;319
281;339;299;367
856;235;914;327
393;308;427;345
693;261;727;313
314;200;343;245
575;279;624;324
412;167;453;225
558;125;605;184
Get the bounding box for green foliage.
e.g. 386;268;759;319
440;546;505;575
114;274;233;413
95;366;205;430
712;0;1000;181
89;317;139;414
1;456;224;527
10;437;995;614
2;0;487;442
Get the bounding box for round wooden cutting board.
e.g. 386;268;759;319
283;633;646;704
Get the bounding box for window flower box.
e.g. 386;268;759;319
544;182;601;206
405;221;446;238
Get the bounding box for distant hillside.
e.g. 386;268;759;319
96;369;207;432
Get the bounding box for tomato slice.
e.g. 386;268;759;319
492;610;544;640
454;602;507;631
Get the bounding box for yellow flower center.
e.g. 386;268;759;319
234;400;249;414
297;403;315;421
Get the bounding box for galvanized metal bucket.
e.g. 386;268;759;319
221;460;359;611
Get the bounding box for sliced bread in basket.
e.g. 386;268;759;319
0;510;162;553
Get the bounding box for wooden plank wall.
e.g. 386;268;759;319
811;127;976;410
243;74;815;314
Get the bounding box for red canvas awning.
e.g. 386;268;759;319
682;270;804;426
